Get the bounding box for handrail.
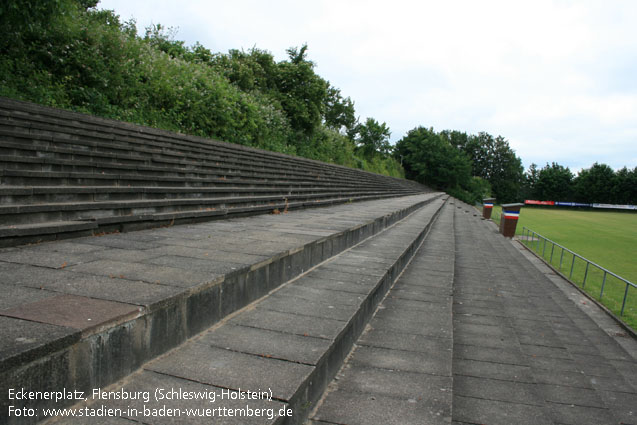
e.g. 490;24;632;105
522;226;636;317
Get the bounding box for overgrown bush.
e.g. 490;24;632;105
0;0;406;179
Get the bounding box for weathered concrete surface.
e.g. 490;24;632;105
310;201;455;425
34;195;446;424
451;201;637;425
0;193;443;424
3;195;636;425
310;199;636;425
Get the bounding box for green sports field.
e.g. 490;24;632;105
491;206;637;330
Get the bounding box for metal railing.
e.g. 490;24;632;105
521;226;636;317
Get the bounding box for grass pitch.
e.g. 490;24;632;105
491;206;637;330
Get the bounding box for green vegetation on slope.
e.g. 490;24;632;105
0;0;403;177
4;1;631;203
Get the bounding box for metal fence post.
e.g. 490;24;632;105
583;262;589;288
621;283;630;316
559;247;564;271
549;243;555;264
600;271;607;299
569;255;576;280
542;237;547;258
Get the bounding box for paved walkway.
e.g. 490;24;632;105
452;202;637;425
310;201;637;425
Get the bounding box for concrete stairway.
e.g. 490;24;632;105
0;192;446;425
0;97;428;247
3;198;636;424
309;200;455;424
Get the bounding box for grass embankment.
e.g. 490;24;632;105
490;206;637;330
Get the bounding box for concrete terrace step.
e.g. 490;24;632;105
0;153;399;188
309;201;456;425
0;101;414;189
0;162;410;193
0;120;348;180
0;192;404;218
0;169;415;192
36;195;448;425
0;109;414;186
0;137;417;190
0;186;413;205
0;191;421;247
0;97;428;247
0;193;444;425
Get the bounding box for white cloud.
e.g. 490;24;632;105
99;0;637;170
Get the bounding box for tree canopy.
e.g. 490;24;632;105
0;0;403;177
396;127;523;203
521;162;636;205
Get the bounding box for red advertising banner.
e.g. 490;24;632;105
524;200;635;210
524;200;555;205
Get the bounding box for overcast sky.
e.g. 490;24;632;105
99;0;637;172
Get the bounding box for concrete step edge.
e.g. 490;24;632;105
280;197;448;424
0;194;444;422
0;193;426;247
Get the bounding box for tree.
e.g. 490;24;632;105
459;132;492;179
449;132;523;202
395;127;471;190
355;118;392;158
210;48;279;92
534;162;574;201
613;167;637;205
519;163;539;200
323;86;356;135
273;45;328;138
574;163;616;203
144;24;188;59
440;130;469;152
486;136;523;202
